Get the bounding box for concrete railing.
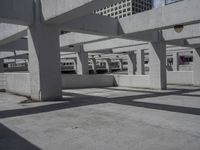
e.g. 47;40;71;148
114;74;150;88
0;73;30;96
167;71;193;85
0;71;194;97
62;74;114;89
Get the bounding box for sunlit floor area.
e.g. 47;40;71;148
1;85;200;150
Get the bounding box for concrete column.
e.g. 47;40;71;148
118;59;123;71
0;59;4;73
105;59;112;73
91;58;97;74
136;50;145;75
76;46;89;75
172;52;179;71
28;0;62;101
73;59;77;72
149;41;167;90
193;48;200;86
127;51;136;75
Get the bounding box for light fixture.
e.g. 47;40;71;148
174;25;184;33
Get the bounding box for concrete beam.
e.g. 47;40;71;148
187;38;200;45
3;53;28;60
42;0;123;24
0;23;27;46
163;24;200;41
0;38;28;51
61;14;120;36
119;0;200;35
60;32;107;48
0;0;34;25
83;38;145;52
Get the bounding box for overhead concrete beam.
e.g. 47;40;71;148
163;24;200;41
119;0;200;35
42;0;123;24
0;0;34;25
83;38;145;52
3;53;28;59
0;38;28;50
0;23;27;46
60;32;107;48
187;38;200;45
61;14;120;36
112;44;148;53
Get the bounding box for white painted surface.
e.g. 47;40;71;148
167;71;193;85
0;71;194;97
3;73;30;96
114;75;150;88
62;74;114;89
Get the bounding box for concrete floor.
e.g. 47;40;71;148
0;85;200;150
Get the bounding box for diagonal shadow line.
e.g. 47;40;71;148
0;96;108;119
113;101;200;115
179;94;200;98
0;87;200;119
0;123;41;150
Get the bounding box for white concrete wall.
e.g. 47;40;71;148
167;71;193;85
114;75;150;88
2;73;30;96
62;74;114;89
0;73;7;90
0;71;194;97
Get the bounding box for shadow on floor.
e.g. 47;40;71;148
0;123;41;150
0;87;200;119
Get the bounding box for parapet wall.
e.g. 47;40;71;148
62;74;114;89
0;73;30;96
114;74;150;88
0;71;194;97
167;71;193;85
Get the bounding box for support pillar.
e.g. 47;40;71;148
73;59;77;72
136;50;145;75
0;59;4;73
91;58;97;74
118;59;123;71
193;48;200;86
105;59;112;73
127;51;136;75
76;46;89;75
172;52;179;71
28;0;62;101
149;41;167;90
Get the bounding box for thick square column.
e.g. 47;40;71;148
172;52;179;71
149;41;167;90
28;0;62;101
136;50;145;75
28;25;62;101
193;48;200;86
127;52;136;75
0;59;4;73
76;46;89;75
91;58;97;74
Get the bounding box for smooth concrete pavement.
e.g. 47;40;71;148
1;85;200;150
